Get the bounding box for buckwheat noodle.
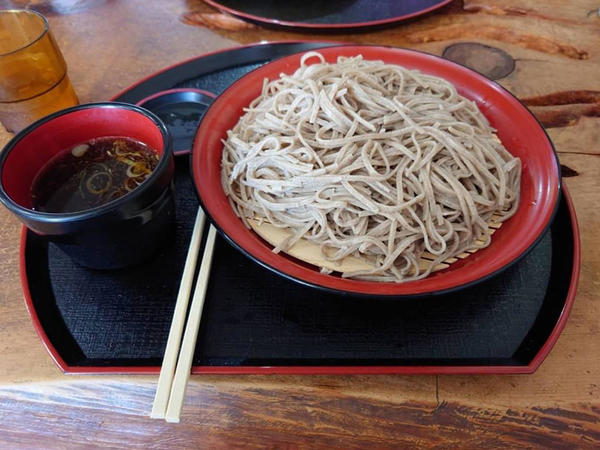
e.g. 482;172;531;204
221;52;521;282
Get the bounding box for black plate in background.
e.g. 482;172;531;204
22;43;576;371
203;0;453;31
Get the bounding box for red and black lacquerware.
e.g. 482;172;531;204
0;102;175;269
19;42;579;375
203;0;453;31
136;88;215;156
192;45;561;297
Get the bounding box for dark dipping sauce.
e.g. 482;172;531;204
31;137;159;213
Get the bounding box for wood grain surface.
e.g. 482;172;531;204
0;0;599;447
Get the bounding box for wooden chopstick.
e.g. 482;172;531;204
150;208;207;419
165;225;218;423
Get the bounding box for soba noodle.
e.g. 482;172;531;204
221;52;521;282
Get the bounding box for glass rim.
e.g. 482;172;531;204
0;9;49;57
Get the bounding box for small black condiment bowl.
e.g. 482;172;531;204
136;88;215;156
0;102;175;269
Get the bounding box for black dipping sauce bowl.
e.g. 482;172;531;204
0;102;175;269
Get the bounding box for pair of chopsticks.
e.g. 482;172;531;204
150;208;217;423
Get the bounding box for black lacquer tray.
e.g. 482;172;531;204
21;42;580;374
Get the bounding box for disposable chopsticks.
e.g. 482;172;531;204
150;208;208;419
165;225;218;423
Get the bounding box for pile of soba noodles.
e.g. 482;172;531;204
221;52;521;282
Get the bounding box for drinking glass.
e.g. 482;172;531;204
0;9;78;132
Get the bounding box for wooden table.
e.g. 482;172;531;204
1;0;598;447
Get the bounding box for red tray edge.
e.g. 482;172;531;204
19;42;581;376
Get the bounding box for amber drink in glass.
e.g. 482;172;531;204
0;9;78;132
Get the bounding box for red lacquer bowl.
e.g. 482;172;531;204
192;45;560;296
